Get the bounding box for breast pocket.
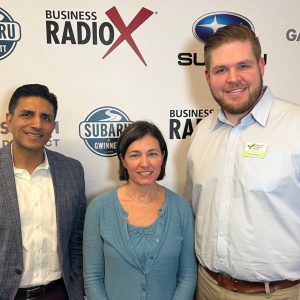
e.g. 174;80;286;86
242;152;282;192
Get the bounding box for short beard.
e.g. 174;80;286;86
212;76;263;115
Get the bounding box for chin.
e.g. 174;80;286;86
138;180;156;186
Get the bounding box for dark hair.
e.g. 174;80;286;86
117;121;168;181
204;24;262;70
9;84;58;118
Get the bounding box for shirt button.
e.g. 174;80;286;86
15;269;22;275
155;238;159;243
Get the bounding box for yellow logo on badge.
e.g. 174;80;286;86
243;142;268;159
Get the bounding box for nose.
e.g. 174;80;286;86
31;116;42;129
227;68;239;83
139;155;149;166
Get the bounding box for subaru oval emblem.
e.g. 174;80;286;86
193;12;254;44
79;106;132;157
0;8;21;60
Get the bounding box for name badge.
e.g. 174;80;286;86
243;142;268;159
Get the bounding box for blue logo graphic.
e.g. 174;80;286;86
0;8;21;60
193;12;254;44
79;106;132;157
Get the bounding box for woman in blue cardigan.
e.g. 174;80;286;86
83;121;197;300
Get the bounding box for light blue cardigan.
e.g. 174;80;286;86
83;188;197;300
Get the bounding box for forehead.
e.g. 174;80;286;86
127;134;160;151
15;96;54;114
210;40;256;66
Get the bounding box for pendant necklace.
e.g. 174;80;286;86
140;187;160;207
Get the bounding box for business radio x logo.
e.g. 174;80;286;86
45;6;154;66
0;8;21;60
102;6;153;66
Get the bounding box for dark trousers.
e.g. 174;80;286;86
14;279;69;300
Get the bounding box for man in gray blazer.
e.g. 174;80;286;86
0;84;86;300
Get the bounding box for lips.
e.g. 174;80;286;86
138;171;152;177
226;88;246;94
26;132;43;137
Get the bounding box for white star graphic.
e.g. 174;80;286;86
197;16;226;33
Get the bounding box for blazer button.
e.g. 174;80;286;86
15;269;22;275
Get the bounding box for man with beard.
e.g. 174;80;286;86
184;24;300;300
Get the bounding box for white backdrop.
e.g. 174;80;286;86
1;0;299;202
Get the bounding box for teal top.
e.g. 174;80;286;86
83;188;197;300
127;221;158;269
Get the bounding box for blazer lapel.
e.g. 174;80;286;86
46;151;65;247
0;145;23;254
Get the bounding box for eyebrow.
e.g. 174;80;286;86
211;59;255;71
127;148;159;153
18;109;54;118
40;112;54;117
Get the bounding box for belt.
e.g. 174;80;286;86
204;267;300;294
15;278;64;300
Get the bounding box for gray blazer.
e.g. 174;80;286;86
0;144;86;300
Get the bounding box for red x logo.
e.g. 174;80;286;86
102;6;154;66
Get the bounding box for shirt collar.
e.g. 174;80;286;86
249;86;274;127
11;144;50;173
213;86;274;129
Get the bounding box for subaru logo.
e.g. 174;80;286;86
193;12;254;44
0;8;21;60
79;106;132;157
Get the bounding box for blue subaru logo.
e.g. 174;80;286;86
193;12;254;44
79;106;132;157
0;8;21;60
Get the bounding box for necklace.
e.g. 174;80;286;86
125;185;160;208
141;196;156;207
142;187;161;207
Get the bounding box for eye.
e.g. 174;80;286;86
239;64;250;70
214;68;227;75
21;112;32;118
129;153;140;158
41;114;53;122
149;151;159;157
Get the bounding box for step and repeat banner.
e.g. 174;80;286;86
1;0;299;201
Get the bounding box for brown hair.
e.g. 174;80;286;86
204;24;262;70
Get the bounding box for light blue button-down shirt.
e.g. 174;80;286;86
184;87;300;281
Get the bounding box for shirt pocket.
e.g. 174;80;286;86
242;152;282;192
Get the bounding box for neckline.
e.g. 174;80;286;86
127;218;158;230
113;187;168;221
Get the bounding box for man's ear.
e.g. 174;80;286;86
6;113;13;133
205;69;210;84
259;57;265;77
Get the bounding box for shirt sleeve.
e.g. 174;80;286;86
83;201;109;300
172;203;197;300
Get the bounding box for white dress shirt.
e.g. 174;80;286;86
184;87;300;281
13;150;62;287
